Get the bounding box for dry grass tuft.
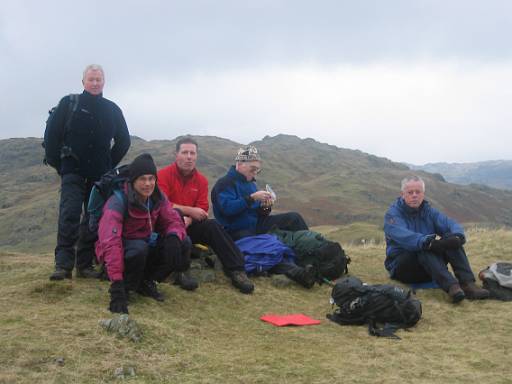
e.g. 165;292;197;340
1;227;511;383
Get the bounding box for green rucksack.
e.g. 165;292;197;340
272;229;350;282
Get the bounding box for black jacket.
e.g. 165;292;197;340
45;91;131;178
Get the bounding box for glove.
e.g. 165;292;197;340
109;280;129;314
164;234;181;253
428;239;445;255
440;236;462;250
429;237;462;255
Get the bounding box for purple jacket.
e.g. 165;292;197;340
95;182;186;281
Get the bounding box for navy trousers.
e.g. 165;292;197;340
392;248;476;291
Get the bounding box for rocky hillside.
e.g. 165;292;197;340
1;135;511;251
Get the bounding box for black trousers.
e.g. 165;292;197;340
54;173;97;271
122;236;191;291
230;211;309;241
257;212;308;234
187;219;245;271
392;248;476;292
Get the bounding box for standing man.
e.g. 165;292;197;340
384;175;489;303
211;145;308;241
157;137;254;294
45;64;131;280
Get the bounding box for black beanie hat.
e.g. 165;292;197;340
130;153;157;182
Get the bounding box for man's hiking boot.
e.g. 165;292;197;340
228;270;254;294
76;266;101;279
460;282;490;300
137;280;164;302
448;283;465;303
286;264;316;289
173;271;198;291
49;268;72;281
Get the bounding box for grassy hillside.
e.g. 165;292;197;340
1;135;512;252
1;226;511;383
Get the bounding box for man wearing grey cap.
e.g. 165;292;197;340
211;145;308;241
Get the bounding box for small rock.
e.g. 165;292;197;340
55;357;65;366
271;274;294;287
189;269;216;283
99;314;142;342
114;367;124;379
114;366;136;379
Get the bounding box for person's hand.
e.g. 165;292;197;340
428;239;445;255
164;234;181;252
441;236;462;250
261;198;274;207
187;207;208;221
109;280;129;314
251;190;272;202
183;216;193;228
429;237;462;255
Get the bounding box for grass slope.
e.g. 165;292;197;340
1;227;511;384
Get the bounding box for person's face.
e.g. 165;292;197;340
401;180;425;208
133;174;156;200
175;143;197;175
236;160;261;181
82;69;105;95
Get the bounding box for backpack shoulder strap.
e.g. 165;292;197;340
63;94;80;137
113;188;128;218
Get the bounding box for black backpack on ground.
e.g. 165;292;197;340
327;276;422;339
42;94;80;169
271;229;350;282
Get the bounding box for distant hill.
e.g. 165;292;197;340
408;160;512;190
1;135;512;251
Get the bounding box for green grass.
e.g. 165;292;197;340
1;227;512;383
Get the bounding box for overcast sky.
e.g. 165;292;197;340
1;0;511;164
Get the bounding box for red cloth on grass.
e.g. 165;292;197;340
260;314;321;326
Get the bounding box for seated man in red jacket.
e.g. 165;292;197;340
157;136;254;294
96;153;190;314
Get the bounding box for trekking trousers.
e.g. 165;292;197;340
186;219;245;271
392;248;476;291
54;173;97;271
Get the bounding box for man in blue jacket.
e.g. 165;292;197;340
211;145;308;241
45;64;131;280
211;145;314;288
384;176;489;303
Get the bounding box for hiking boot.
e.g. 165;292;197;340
137;280;164;302
76;266;101;279
229;270;254;294
460;282;490;300
448;283;465;303
286;264;316;289
49;268;72;281
173;271;198;291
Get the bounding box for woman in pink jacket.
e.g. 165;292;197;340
96;153;189;314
